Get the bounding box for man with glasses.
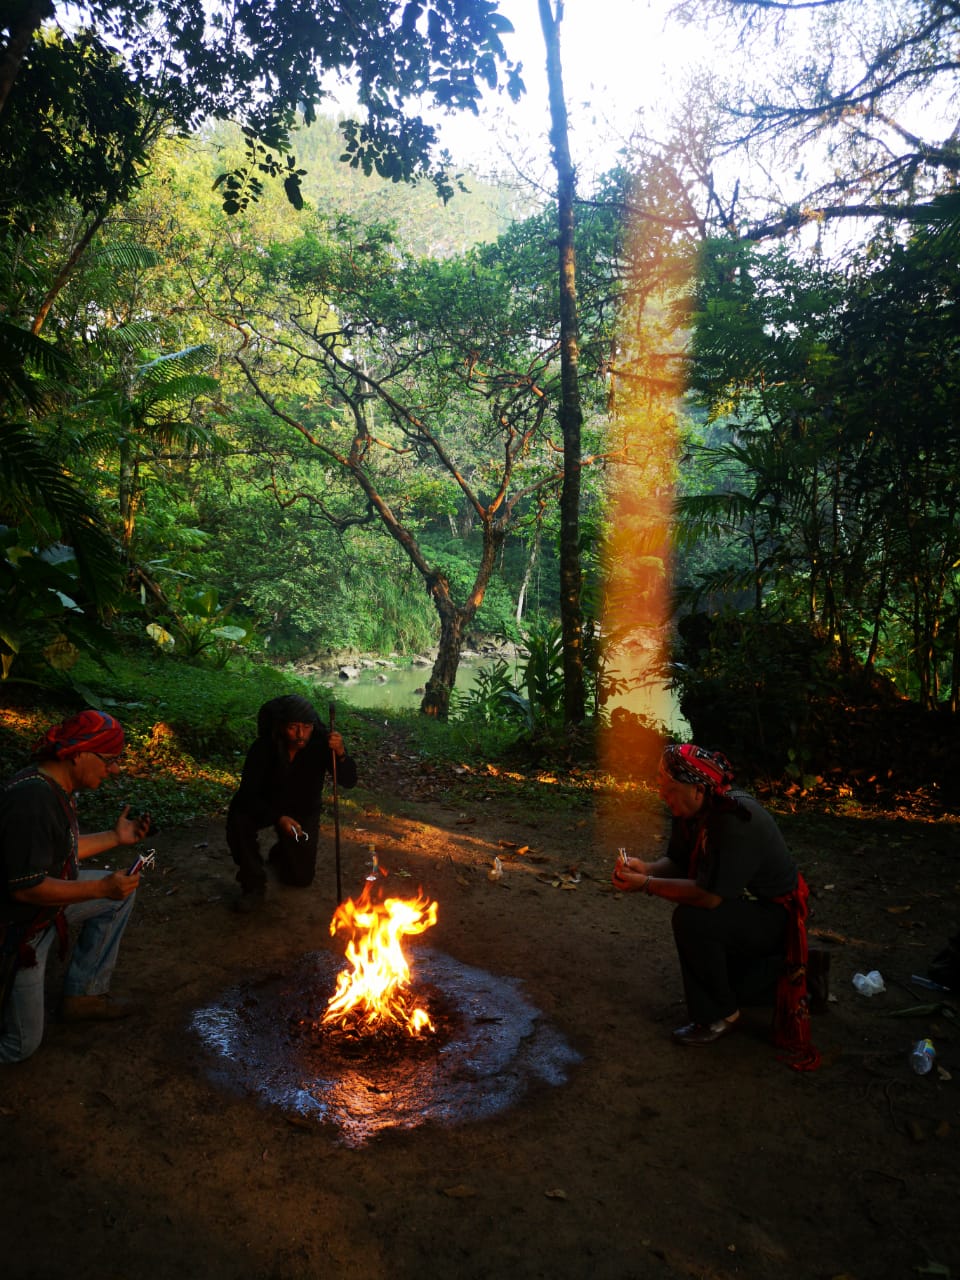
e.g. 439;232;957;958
0;709;152;1062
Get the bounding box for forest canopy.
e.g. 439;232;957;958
1;0;958;798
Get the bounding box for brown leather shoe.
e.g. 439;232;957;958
62;994;140;1022
672;1018;738;1046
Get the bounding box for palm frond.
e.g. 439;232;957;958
0;421;120;604
89;242;163;272
0;320;76;411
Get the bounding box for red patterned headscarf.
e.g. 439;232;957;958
34;709;125;761
661;743;735;795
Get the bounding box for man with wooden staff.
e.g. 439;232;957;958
226;694;357;912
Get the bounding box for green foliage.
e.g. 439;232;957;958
146;584;251;666
671;610;837;779
71;647;308;754
451;658;525;723
452;618;566;737
0;27;155;232
7;0;523;211
679;234;960;708
0;530;116;688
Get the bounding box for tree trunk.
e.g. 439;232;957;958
421;578;465;719
516;525;541;623
0;1;52;117
118;437;139;555
539;0;585;725
421;517;506;718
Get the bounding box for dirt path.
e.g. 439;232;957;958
2;753;958;1280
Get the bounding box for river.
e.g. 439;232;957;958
310;653;689;736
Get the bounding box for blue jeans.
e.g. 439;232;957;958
0;870;137;1063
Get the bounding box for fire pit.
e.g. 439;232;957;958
191;883;580;1146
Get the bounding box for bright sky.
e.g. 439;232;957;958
430;0;720;181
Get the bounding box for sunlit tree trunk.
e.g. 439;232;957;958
539;0;585;725
516;523;541;623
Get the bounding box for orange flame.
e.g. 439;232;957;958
322;883;439;1036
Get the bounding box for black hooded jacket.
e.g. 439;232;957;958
230;697;357;825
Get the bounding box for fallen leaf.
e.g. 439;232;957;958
885;905;912;914
442;1184;478;1199
544;1188;567;1200
498;839;518;849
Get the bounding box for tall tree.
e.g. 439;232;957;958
538;0;585;724
203;214;574;717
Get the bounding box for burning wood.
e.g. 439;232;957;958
322;881;439;1037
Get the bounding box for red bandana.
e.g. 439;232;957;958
34;709;125;760
662;744;735;795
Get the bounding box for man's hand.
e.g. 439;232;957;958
101;870;140;900
114;805;152;846
327;730;346;759
279;815;305;841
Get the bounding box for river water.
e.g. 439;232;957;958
311;653;689;736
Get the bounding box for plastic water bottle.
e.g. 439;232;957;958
910;1038;936;1075
852;970;885;996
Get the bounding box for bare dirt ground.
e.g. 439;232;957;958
3;734;959;1280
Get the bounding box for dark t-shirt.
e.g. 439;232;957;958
667;791;797;900
0;769;78;925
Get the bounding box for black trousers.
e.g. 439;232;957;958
226;802;321;891
671;898;788;1024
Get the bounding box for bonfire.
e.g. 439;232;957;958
322;877;439;1037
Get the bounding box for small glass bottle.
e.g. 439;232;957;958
909;1038;936;1075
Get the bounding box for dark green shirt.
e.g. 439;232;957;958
668;791;797;900
0;769;78;925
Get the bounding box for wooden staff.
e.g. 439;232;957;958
329;703;342;904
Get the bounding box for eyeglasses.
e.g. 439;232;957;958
93;753;122;766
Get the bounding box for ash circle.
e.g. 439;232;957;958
190;947;581;1146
